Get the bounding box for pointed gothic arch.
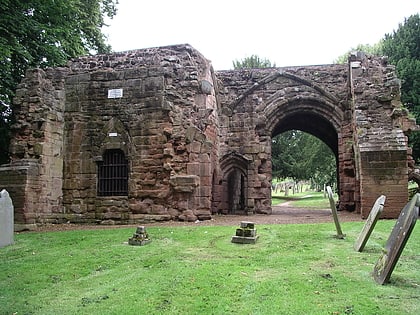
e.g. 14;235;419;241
218;152;251;214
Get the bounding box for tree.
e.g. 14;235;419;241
272;131;336;189
334;43;383;64
232;55;276;69
382;14;420;161
0;0;118;164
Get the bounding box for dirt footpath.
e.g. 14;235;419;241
172;206;362;227
29;206;362;232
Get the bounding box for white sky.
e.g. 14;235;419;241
103;0;419;70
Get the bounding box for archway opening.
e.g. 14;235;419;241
218;152;250;215
271;112;339;208
227;168;247;214
271;130;337;201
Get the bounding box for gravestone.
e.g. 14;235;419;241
128;226;151;246
231;221;259;244
373;193;419;285
326;186;345;239
0;189;14;248
354;195;386;252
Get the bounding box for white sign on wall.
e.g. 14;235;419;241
108;89;123;99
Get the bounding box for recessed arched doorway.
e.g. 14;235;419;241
215;69;373;216
217;152;251;215
264;99;353;212
253;80;358;213
227;168;246;214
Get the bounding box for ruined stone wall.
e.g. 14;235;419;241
1;44;416;226
215;65;356;214
61;45;218;224
350;53;417;218
0;68;67;228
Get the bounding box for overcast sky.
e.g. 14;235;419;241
103;0;419;70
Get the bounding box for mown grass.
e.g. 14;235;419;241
272;190;334;208
1;221;419;314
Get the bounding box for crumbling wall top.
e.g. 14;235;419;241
68;43;211;73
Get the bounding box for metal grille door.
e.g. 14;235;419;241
97;149;128;196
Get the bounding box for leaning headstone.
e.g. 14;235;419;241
128;226;151;246
326;186;345;239
373;193;419;285
0;189;14;248
231;221;259;244
354;195;386;252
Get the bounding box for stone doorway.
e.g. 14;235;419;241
219;152;251;215
227;168;246;214
269;111;341;209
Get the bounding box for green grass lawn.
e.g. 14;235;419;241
272;190;334;208
1;221;419;314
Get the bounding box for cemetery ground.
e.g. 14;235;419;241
1;194;419;314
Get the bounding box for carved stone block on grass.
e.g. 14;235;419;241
128;226;151;246
354;195;386;252
373;194;418;285
231;221;259;244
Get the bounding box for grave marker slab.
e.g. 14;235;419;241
354;195;386;252
373;193;419;284
0;189;14;248
231;221;259;244
128;226;151;246
326;186;345;239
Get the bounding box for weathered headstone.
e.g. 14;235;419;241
128;226;151;246
326;186;345;239
354;195;386;252
373;193;419;285
231;221;259;244
0;189;14;248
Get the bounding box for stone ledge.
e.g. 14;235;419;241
169;175;199;193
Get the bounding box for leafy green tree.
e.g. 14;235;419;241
382;14;420;161
0;0;118;164
334;42;383;64
232;54;276;69
272;131;336;189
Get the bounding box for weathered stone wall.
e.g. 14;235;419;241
215;65;355;214
0;67;67;229
0;161;39;229
349;53;416;218
61;45;218;224
0;44;416;227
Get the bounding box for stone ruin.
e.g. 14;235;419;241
0;44;417;229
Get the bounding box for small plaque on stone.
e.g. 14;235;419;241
128;226;151;246
373;194;419;284
354;195;386;252
231;221;258;244
107;88;123;99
